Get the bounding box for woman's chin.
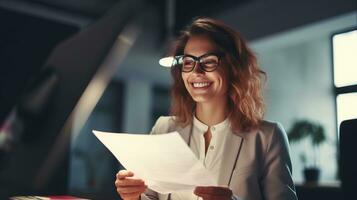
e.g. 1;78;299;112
191;95;212;103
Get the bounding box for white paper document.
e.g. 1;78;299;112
93;130;217;194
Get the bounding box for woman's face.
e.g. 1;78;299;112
181;35;228;104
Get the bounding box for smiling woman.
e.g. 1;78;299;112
115;17;298;200
170;18;266;133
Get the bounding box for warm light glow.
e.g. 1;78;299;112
159;56;174;67
333;30;357;87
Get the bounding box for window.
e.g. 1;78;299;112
332;28;357;131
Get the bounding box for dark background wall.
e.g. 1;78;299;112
0;8;79;123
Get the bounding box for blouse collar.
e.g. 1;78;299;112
193;115;230;134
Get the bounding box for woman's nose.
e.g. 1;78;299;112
192;61;205;74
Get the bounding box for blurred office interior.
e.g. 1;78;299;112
0;0;356;199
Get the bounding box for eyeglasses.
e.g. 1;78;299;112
174;52;224;72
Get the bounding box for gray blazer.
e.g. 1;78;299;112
142;116;298;200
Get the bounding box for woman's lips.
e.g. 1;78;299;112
191;82;212;89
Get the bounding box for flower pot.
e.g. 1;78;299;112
303;167;320;183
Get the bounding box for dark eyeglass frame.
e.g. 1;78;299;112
173;52;224;73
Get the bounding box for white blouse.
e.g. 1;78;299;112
171;116;235;200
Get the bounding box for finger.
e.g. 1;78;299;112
117;170;134;179
119;192;141;200
117;186;147;199
194;194;230;200
117;185;148;194
194;186;232;196
115;178;145;187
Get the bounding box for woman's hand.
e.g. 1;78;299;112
194;186;233;200
115;170;147;200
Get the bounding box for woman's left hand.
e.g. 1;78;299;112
194;186;233;200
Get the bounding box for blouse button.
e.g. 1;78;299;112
211;126;216;131
209;146;215;150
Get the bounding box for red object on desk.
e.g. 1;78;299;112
10;196;89;200
47;196;88;200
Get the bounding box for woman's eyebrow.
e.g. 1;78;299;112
183;53;195;57
183;52;217;57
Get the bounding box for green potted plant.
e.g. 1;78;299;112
288;120;326;184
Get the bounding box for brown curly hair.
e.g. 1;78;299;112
169;17;266;132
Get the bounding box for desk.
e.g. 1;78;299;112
295;181;342;200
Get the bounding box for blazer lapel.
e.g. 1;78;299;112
175;124;192;144
217;132;244;186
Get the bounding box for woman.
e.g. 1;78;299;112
115;17;297;200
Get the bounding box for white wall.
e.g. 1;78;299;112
251;12;356;183
257;38;336;182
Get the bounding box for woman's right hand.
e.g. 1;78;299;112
115;170;148;200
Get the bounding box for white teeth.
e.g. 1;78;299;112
192;82;210;88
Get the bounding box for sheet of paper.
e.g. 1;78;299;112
93;130;217;194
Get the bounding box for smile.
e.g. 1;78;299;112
191;82;212;88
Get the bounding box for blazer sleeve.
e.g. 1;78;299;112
260;123;298;200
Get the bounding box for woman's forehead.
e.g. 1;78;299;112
184;35;218;55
